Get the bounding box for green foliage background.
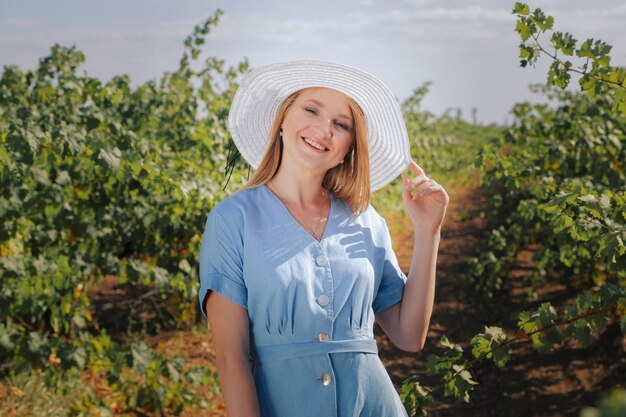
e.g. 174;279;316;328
0;11;252;415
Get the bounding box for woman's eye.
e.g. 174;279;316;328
335;121;352;131
305;107;318;114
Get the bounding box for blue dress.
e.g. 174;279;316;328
198;185;409;417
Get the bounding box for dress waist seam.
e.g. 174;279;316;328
252;339;378;364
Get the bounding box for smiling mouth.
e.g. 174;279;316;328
302;137;328;151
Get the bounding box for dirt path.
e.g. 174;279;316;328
378;185;626;417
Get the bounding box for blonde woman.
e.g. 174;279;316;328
199;61;449;417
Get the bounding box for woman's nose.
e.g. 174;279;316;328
315;118;333;138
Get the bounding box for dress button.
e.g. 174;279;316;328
315;254;328;266
320;373;332;386
317;294;330;307
318;332;330;342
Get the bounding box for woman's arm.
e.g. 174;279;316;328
205;292;260;417
375;160;449;352
376;228;440;352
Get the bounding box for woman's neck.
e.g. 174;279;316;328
269;167;327;207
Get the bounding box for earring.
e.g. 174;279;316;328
279;129;283;137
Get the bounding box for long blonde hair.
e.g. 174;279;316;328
244;88;370;215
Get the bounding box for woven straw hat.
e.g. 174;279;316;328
227;60;411;192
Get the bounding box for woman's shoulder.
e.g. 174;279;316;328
207;186;267;224
212;186;264;210
333;195;387;229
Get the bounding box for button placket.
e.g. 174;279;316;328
314;246;333;314
314;243;335;345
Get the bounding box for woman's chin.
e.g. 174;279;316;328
284;152;332;173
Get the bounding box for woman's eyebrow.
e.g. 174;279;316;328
304;99;352;121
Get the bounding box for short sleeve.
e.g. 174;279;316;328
198;208;247;319
372;217;407;313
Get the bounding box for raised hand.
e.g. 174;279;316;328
401;160;449;234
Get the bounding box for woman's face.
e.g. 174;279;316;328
280;87;355;175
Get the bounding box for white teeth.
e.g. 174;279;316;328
303;137;327;151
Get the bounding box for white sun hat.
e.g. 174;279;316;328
227;60;411;192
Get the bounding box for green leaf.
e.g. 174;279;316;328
578;194;596;203
28;331;50;354
547;60;572;89
178;258;192;274
72;346;87;369
536;15;554;31
530;332;552;354
131;342;154;373
577;194;604;219
440;335;463;353
469;334;491;359
552;213;574;232
545;326;564;346
576;38;609;62
598;194;611;210
72;314;87;329
516;20;532;42
570;223;592;242
153;266;169;287
445;364;477;402
31;167;51;185
551;31;576;56
512;2;530;15
537;303;558;326
426;353;453;375
99;146;122;170
166;356;183;383
491;341;511;368
55;170;71;185
186;366;215;387
518;310;536;331
580;74;598;96
598;233;625;262
545;190;579;209
469;326;509;367
0;324;17;351
400;376;434;417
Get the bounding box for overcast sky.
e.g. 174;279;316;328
1;0;624;124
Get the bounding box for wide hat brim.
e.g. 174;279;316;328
227;60;411;192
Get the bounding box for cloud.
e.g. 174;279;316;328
212;3;626;59
0;16;197;82
209;5;516;54
0;17;193;46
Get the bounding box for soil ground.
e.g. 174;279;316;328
151;184;625;417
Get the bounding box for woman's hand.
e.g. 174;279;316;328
401;160;449;234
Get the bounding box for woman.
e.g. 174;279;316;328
199;60;448;417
